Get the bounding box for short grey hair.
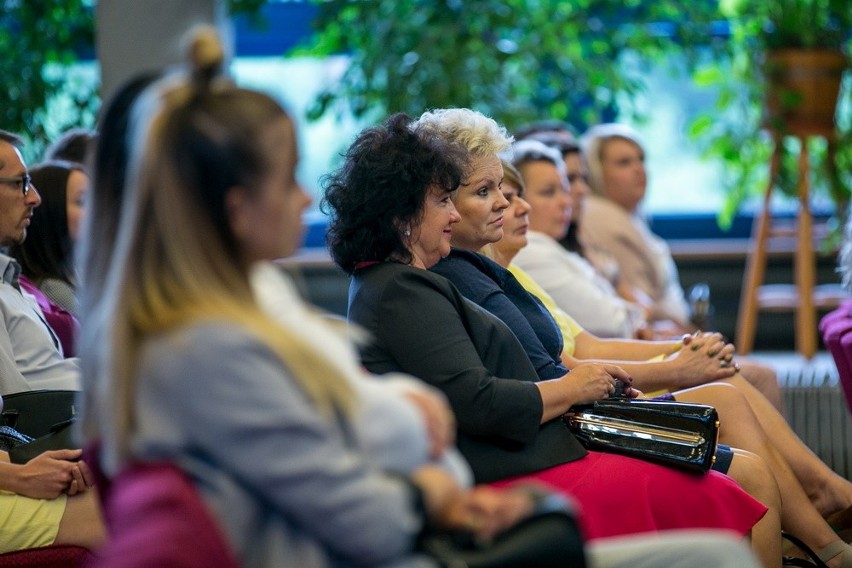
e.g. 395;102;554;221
414;108;513;158
510;139;567;178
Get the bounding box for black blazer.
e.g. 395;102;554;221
348;262;586;483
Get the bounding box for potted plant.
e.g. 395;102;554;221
690;0;851;236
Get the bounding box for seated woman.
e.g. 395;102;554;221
503;139;644;339
510;139;786;412
81;35;764;568
579;123;692;328
464;140;849;566
7;161;85;355
10;161;87;315
0;434;103;555
416;111;784;564
514;124;693;338
78;29;547;568
325;112;770;553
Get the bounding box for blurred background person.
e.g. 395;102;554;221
10;160;87;315
43;128;97;167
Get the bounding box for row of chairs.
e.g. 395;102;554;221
10;296;851;568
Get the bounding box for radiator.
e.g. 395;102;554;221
779;364;852;481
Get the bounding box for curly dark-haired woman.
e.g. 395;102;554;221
324;112;767;549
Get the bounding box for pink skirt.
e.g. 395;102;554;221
490;450;767;541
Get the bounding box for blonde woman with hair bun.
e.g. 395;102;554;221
80;28;560;567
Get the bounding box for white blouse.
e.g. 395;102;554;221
513;232;646;338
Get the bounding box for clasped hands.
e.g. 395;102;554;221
11;449;95;500
682;331;738;367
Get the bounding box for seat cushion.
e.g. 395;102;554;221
93;462;240;568
0;544;91;568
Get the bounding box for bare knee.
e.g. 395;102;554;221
55;491;105;551
738;363;780;393
679;382;750;413
727;449;781;511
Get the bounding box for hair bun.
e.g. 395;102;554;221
183;24;224;86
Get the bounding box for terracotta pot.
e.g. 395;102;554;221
763;49;848;136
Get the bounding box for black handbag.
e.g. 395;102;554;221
420;508;586;568
9;419;76;464
1;390;78;438
564;398;720;474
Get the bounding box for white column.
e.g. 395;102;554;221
96;0;232;102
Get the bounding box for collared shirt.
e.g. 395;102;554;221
0;253;80;395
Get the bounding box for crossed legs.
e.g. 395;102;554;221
675;380;852;566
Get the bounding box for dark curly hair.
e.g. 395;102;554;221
322;113;469;274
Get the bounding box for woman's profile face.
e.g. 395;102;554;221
66;170;89;242
493;180;531;261
408;185;461;269
600;137;646;212
232;117;312;262
520;160;571;241
564;152;590;223
450;154;508;251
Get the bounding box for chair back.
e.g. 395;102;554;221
92;460;240;568
820;306;852;415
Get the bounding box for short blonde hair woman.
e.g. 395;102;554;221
80;29;538;567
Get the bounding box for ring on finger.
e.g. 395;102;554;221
720;360;730;368
690;343;701;351
707;349;718;357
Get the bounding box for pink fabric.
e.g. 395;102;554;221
92;462;240;568
489;450;767;542
17;276;78;357
819;300;852;335
0;545;91;567
820;310;852;414
837;333;852;413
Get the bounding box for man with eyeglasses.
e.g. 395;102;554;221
0;130;80;395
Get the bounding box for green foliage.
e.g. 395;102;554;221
0;0;265;163
721;0;851;49
0;0;97;161
291;0;719;131
688;1;851;231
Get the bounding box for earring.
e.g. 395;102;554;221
404;228;411;237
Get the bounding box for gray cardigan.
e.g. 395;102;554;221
129;322;432;568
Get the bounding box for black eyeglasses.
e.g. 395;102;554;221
0;173;32;196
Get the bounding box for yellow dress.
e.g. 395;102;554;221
507;264;583;356
509;263;670;395
0;491;65;553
